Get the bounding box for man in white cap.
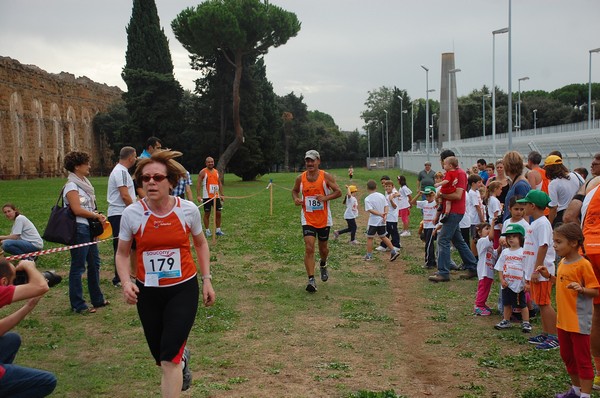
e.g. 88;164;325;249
292;150;342;292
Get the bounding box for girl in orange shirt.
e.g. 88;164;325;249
537;223;599;398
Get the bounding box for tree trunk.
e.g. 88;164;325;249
216;51;244;184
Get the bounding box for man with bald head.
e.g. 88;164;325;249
197;157;225;237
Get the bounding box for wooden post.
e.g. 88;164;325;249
269;179;273;216
212;194;217;244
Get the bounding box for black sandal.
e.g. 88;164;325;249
92;300;110;309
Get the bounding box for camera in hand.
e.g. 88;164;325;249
14;270;62;287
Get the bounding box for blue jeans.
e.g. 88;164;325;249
69;223;105;311
1;240;38;256
0;333;56;397
436;213;477;277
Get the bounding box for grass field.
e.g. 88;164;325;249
0;168;595;397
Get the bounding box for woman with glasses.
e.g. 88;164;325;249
116;150;215;395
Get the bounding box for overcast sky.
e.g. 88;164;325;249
1;0;599;131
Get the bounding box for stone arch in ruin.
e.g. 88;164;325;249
66;106;76;152
32;98;44;175
50;103;63;175
9;92;25;176
82;108;92;150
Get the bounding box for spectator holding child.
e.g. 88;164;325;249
0;204;43;258
429;150;478;283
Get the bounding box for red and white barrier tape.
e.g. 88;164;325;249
5;237;115;261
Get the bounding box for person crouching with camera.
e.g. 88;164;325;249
0;257;57;397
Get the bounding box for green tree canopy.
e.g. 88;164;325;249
172;0;301;181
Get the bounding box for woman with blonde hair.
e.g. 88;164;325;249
116;150;215;395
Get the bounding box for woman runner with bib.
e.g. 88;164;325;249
116;150;215;396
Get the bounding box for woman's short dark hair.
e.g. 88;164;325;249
64;151;90;173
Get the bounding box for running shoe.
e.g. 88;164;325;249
349;240;360;245
535;336;560;350
494;319;512;330
474;307;491;316
554;387;579;398
528;334;548;345
400;230;411;237
306;278;317;292
521;321;532;333
333;231;340;240
320;265;329;282
215;230;225;236
205;229;212;237
364;253;373;261
390;249;400;262
375;246;389;252
182;347;192;391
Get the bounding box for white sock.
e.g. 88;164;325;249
216;228;222;232
206;229;211;233
572;385;581;395
579;393;589;398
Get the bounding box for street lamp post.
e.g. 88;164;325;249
379;121;384;163
533;109;538;135
383;109;389;168
448;68;461;147
430;113;437;152
517;76;529;131
589;48;600;129
593;102;597;128
411;100;416;152
397;95;404;165
366;125;371;160
421;65;430;160
492;27;509;156
482;94;491;137
508;0;513;150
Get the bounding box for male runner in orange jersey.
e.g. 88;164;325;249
292;150;342;292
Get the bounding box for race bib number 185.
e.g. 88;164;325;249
305;196;323;212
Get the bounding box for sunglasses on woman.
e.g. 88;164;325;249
141;174;168;183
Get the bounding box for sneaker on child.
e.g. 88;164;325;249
390;249;400;261
535;336;559;351
400;230;411;237
554;387;580;398
528;334;547;345
521;322;532;333
494;319;512;330
375;246;389;252
364;253;373;261
205;229;212;237
474;307;491;316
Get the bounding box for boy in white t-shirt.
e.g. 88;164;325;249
364;180;400;262
486;181;504;249
494;223;532;333
383;180;401;250
517;190;558;350
411;186;438;269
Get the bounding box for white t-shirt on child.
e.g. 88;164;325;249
416;200;437;229
344;196;359;219
495;247;526;293
487;196;502;230
476;237;497;280
385;193;399;223
365;192;387;227
466;189;482;226
522;216;556;281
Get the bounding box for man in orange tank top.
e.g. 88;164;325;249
197;157;225;237
292;150;341;292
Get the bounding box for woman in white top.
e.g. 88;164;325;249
545;155;583;226
1;203;43;257
63;151;108;314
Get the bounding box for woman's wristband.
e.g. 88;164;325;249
201;274;212;282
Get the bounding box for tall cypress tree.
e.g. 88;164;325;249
122;0;183;147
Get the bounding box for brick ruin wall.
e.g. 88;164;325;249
0;56;123;179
